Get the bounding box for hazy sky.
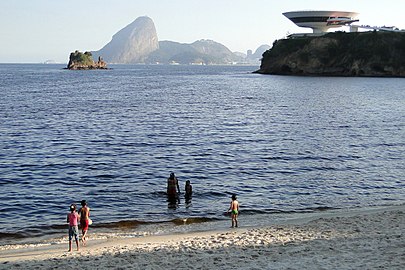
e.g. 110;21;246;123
1;0;404;63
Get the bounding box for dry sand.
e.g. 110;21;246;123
0;206;404;269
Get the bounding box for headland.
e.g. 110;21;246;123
256;31;405;77
257;9;405;77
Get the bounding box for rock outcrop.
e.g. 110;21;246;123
92;16;159;64
67;50;107;70
256;31;405;77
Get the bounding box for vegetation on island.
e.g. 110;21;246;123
257;31;405;77
67;50;107;70
70;51;94;66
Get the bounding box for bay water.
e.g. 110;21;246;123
0;64;404;246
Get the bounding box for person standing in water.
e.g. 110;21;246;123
228;194;239;228
185;180;193;204
67;203;80;252
167;172;180;200
79;200;90;246
185;180;192;198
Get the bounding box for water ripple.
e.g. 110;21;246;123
0;64;404;241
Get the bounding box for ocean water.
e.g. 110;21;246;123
0;64;404;246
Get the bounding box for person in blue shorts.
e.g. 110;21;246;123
67;203;80;252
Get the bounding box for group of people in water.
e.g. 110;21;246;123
168;172;239;227
167;172;193;201
66;200;91;252
67;173;239;251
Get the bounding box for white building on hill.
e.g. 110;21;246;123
283;10;359;33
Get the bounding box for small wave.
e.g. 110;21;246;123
94;174;116;179
194;191;231;200
296;206;337;212
170;217;217;225
147;190;227;200
97;217;218;228
0;232;27;240
93;219;148;229
0;178;17;186
235;206;338;216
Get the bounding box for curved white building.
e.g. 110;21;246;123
283;11;359;33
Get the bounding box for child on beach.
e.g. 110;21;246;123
228;194;239;228
79;200;91;246
66;204;80;252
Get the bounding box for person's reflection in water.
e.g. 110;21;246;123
167;196;180;209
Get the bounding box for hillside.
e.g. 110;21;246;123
91;16;246;65
256;31;405;77
147;39;242;65
248;44;271;60
92;16;159;64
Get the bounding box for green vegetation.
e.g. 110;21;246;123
259;31;405;76
67;50;107;70
263;38;312;59
69;50;94;66
323;31;405;66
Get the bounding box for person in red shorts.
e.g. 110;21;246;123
79;200;91;246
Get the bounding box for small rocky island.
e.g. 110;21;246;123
256;31;405;77
67;50;107;70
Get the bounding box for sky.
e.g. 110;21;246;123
1;0;405;63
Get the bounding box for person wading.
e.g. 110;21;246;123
167;172;180;201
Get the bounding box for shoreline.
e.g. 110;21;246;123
1;205;404;269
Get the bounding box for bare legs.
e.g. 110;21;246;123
231;214;238;228
68;239;79;252
68;226;80;252
81;230;88;246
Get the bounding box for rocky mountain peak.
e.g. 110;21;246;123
92;16;159;64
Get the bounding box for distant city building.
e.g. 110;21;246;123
283;11;359;33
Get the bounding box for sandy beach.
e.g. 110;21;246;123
1;206;404;270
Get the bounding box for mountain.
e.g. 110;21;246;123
91;16;248;65
147;39;243;65
92;16;159;64
241;44;271;64
191;39;240;64
256;31;405;77
146;41;196;64
249;44;271;60
233;51;247;58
